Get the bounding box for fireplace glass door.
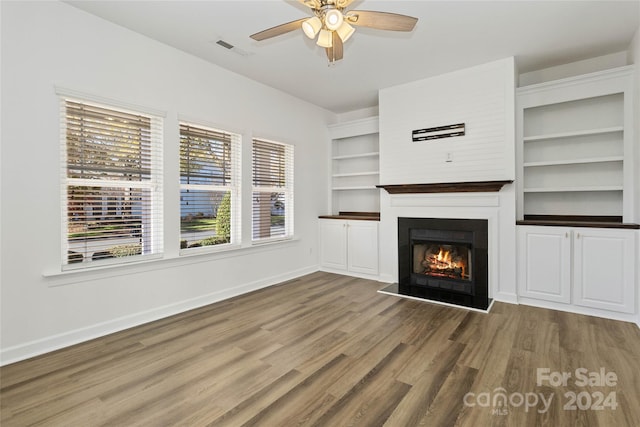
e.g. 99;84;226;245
413;242;472;281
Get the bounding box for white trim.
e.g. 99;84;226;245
54;86;167;117
319;266;381;282
378;273;395;283
43;237;300;286
516;65;634;98
59;96;164;269
3;265;318;366
177;115;245;139
517;297;639;325
492;292;519;304
328;116;379;139
251;139;294;241
390;193;501;208
251;235;295;246
180;183;235;192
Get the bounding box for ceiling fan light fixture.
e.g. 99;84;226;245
316;28;333;48
324;9;344;31
336;21;355;42
302;16;322;39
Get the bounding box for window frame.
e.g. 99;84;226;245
178;122;242;254
251;138;294;244
59;94;164;270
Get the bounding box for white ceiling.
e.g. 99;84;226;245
66;0;640;114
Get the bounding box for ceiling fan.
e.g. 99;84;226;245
250;0;418;63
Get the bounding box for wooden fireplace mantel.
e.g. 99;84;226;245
376;180;513;194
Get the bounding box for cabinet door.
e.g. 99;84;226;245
518;226;571;303
346;220;379;275
319;219;348;271
573;228;636;313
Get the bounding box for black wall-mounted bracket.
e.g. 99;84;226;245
412;123;465;141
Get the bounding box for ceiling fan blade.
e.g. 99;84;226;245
250;18;307;41
346;10;418;32
298;0;321;9
326;32;344;62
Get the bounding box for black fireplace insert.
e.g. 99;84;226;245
397;217;489;310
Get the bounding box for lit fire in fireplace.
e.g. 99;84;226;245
414;244;471;280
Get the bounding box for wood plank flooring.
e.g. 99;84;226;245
2;271;640;426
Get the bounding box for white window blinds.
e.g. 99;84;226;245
180;123;241;250
252;139;294;242
61;99;163;267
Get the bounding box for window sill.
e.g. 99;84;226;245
43;237;300;287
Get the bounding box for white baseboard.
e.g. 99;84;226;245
319;267;383;282
378;273;395;283
492;292;519;304
0;265;318;366
517;296;639;325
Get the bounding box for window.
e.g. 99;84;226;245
62;99;163;267
252;138;294;242
179;123;241;250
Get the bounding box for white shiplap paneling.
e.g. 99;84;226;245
379;57;515;185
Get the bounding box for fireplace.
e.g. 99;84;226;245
396;217;489;310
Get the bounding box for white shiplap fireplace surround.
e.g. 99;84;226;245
378;185;519;306
377;57;519;306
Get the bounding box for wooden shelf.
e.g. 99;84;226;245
319;212;380;221
523;126;623;142
523;186;623;193
523;156;623;168
331;152;379;160
517;215;639;229
377;180;513;194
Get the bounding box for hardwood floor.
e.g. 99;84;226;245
2;271;640;426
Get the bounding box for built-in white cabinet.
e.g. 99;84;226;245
516;66;635;222
518;226;572;304
573;228;636;313
319;219;378;278
518;226;636;314
328;117;380;214
319;219;348;271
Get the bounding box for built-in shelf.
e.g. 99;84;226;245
329;117;380;214
523;126;623;142
332;152;379;160
332;171;379;178
516;67;633;221
523;156;624;167
523;186;623;193
332;186;379;191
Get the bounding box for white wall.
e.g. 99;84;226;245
0;1;334;364
377;58;518;303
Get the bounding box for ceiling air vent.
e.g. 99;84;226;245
216;39;234;49
215;39;252;57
